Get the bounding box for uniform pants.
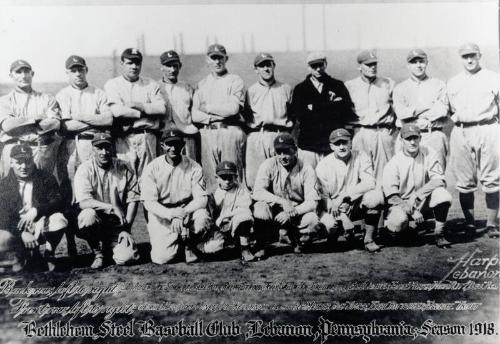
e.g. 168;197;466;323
298;150;327;169
200;126;246;193
449;123;499;194
245;131;281;189
115;132;157;180
352;127;395;184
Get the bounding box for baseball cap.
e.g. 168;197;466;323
65;55;86;69
216;161;237;176
406;49;427;62
307;51;327;65
254;53;274;66
10;144;33;159
207;44;227;57
160;50;180;65
10;60;32;73
329;128;352;143
357;50;378;64
161;129;184;144
274;133;296;150
121;48;143;62
400;123;421;139
459;42;480;56
92;132;113;146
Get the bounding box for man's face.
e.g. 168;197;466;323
402;135;421;156
461;53;481;73
308;60;327;79
93;143;113;167
121;58;142;80
10;67;34;88
216;173;237;191
330;139;352;160
207;54;227;75
161;140;184;160
276;147;298;169
161;61;181;82
254;61;275;82
66;65;88;88
359;62;377;79
408;57;427;79
10;156;35;180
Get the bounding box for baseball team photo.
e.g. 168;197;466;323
0;0;498;343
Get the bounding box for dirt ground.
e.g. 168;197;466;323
0;180;499;344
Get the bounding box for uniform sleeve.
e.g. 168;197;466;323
234;186;252;209
55;90;72;120
414;149;446;200
302;164;321;202
104;79;123;106
0;95;13;125
252;160;281;203
96;88;112;116
142;81;166;115
45;95;61;120
315;159;332;200
423;80;449;122
393;83;416;121
347;153;376;201
125;165;140;203
140;163;160;202
206;76;245;117
192;84;211;125
191;164;208;199
74;165;95;203
382;158;401;199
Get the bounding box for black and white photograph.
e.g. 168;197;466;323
0;0;498;343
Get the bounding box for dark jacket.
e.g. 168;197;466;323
0;169;63;232
291;74;357;153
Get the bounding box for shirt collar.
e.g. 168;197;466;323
409;74;429;84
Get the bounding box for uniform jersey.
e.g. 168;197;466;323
253;156;320;205
315;151;375;202
383;147;445;201
345;76;395;126
56;84;111;135
104;76;165;130
159;80;196;134
214;185;252;217
192;72;245;124
447;68;500;123
245;80;293;129
140;155;207;206
0;88;60;142
393;76;448;129
74;158;140;206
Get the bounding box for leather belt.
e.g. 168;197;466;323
455;118;497;128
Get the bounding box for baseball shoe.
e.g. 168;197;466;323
464;223;476;237
185;247;199;264
435;235;452;248
293;244;305;254
90;253;104;269
487;226;500;238
240;247;256;263
278;229;292;245
364;241;381;253
253;248;267;261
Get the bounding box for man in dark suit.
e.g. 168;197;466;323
0;144;67;272
291;52;357;168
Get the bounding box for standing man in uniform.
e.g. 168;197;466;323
316;129;384;252
345;50;396;185
159;50;199;161
74;133;140;268
291;52;357;168
192;44;246;192
0;144;68;271
447;43;499;237
104;48;166;179
56;55;113;201
383;124;452;248
141;129;222;264
245;53;293;189
0;60;61;177
253;133;321;257
393;49;449;169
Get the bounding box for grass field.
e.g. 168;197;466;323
0;47;499;344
